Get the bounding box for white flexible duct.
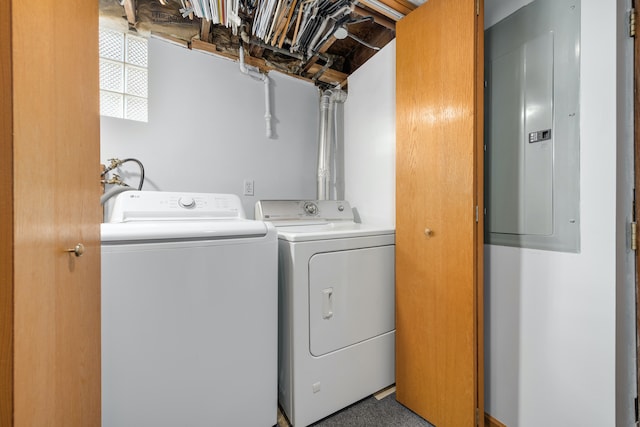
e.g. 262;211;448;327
239;45;273;138
317;88;347;200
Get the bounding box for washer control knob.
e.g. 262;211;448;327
303;202;318;215
178;197;196;209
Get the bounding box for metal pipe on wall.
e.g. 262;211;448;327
317;88;347;200
239;43;273;138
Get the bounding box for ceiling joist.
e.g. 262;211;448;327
188;38;348;86
303;36;337;73
377;0;417;15
200;19;211;42
100;0;400;87
353;6;396;30
357;0;412;21
122;0;137;25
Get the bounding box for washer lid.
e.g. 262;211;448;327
101;220;270;242
102;191;271;242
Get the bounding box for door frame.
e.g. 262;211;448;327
634;1;640;417
0;0;14;424
476;1;486;426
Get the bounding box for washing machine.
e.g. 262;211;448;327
101;191;277;427
255;200;395;427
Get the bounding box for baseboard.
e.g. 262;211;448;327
373;384;396;400
485;412;508;427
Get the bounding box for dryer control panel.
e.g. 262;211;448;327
255;200;353;223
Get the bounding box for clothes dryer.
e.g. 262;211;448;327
255;200;395;427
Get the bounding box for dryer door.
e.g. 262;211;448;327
308;245;395;356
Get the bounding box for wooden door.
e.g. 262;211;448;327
395;0;484;426
1;0;102;425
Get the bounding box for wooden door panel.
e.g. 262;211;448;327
396;0;483;426
11;0;101;424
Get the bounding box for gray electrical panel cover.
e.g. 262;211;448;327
485;0;580;252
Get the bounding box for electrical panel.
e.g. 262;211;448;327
485;0;581;252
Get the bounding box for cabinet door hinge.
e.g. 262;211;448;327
475;205;479;223
632;221;637;251
476;0;480;16
631;8;636;37
476;408;480;426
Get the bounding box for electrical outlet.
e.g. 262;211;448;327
243;179;254;196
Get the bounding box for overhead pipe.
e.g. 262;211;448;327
306;5;354;58
346;33;380;51
238;42;273;138
312;15;370;56
241;27;305;60
311;54;334;81
317;88;347;200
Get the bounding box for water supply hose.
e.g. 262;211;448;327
122;158;145;190
100;185;134;205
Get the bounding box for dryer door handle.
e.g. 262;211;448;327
322;288;334;319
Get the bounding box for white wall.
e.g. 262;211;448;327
101;37;319;218
484;0;534;28
344;1;630;426
485;1;622;425
343;41;396;227
615;1;636;425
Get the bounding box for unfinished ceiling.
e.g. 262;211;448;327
99;0;422;87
